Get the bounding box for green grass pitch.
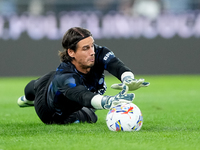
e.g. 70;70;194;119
0;75;200;150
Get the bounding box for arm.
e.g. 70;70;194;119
57;72;134;110
108;58;150;91
106;57;132;81
64;83;134;110
98;46;150;91
64;85;96;108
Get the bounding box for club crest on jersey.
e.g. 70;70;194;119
98;78;104;85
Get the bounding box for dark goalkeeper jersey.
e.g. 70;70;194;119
47;44;132;115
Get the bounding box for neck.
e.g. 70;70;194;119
77;67;91;74
71;62;91;74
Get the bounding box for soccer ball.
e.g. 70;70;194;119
106;103;143;131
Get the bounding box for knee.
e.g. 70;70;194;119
64;107;98;124
24;80;36;100
80;107;98;123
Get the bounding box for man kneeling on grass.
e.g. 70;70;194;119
17;27;149;124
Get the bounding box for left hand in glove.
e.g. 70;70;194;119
111;76;150;91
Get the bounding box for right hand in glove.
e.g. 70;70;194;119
101;84;134;109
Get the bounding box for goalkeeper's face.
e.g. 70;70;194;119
68;36;95;74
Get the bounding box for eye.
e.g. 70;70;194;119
83;46;89;50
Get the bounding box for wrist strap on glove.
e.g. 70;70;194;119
91;85;134;110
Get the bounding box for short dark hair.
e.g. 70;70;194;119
58;27;92;62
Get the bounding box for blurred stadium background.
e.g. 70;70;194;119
0;0;200;76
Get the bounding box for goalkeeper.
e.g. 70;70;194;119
17;27;149;124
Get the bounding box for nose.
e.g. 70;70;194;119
90;47;95;56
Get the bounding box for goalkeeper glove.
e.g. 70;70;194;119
91;84;134;110
111;72;150;91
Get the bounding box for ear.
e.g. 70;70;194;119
68;49;75;58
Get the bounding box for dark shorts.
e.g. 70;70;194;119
33;71;97;124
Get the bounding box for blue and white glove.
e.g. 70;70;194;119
111;72;150;91
91;84;134;110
